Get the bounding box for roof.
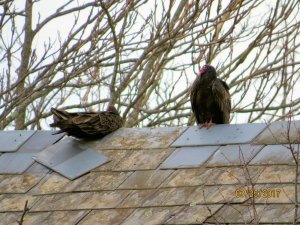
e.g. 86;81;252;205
0;121;300;224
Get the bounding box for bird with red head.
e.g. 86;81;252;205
190;65;231;128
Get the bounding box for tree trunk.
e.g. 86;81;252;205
15;0;33;129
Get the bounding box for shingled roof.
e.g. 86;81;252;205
0;121;300;224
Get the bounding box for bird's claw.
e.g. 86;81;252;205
199;122;207;129
199;119;215;129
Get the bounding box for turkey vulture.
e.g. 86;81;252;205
190;65;231;128
50;105;123;139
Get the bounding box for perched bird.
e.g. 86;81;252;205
190;65;231;128
50;105;123;139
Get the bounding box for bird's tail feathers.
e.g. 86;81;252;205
51;108;71;120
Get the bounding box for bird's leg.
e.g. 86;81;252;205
199;122;207;129
206;119;215;129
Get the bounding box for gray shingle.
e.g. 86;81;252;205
0;131;64;174
171;123;267;147
160;146;219;169
0;131;36;152
18;131;64;153
0;153;34;174
33;137;110;180
54;151;110;180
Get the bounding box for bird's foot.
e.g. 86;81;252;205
199;122;207;129
199;120;215;129
206;119;215;129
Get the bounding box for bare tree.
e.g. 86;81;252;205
0;0;299;130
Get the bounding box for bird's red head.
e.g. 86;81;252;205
199;65;209;76
199;65;217;78
107;104;118;114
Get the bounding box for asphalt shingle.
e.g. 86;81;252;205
31;191;130;211
98;127;187;150
17;131;64;153
78;209;133;225
118;189;156;208
23;211;87;225
0;130;36;152
113;148;174;171
253;120;300;144
207;203;297;224
120;206;182;225
160;146;218;169
206;144;264;166
171;123;267;147
161;167;224;187
249;144;295;165
0;153;35;174
142;187;197;207
62;171;132;192
118;170;173;189
164;204;223;224
29;173;70;195
0;174;42;194
0;194;38;212
33;137;110;179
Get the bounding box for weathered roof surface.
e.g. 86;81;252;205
0;121;300;224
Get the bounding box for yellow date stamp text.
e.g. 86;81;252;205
235;188;281;198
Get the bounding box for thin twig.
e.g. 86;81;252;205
17;200;29;225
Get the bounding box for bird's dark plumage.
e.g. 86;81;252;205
50;105;123;139
190;65;231;126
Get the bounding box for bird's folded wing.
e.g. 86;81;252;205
73;112;121;135
211;79;231;123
